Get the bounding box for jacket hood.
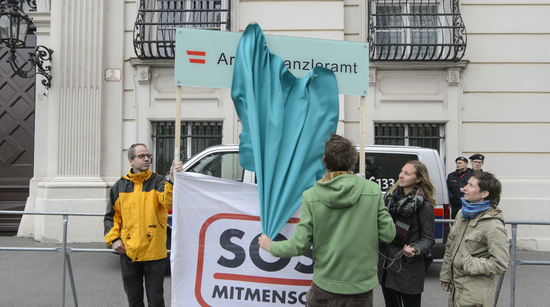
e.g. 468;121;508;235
471;205;505;226
313;175;363;209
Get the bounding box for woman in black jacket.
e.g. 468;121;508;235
378;160;436;307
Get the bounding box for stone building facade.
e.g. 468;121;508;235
13;0;550;250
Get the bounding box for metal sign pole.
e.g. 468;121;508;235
359;95;366;176
175;86;182;163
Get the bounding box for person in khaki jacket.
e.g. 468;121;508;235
440;172;509;307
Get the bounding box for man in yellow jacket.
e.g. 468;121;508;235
104;143;182;307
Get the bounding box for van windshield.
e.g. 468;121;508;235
351;153;418;192
187;152;244;182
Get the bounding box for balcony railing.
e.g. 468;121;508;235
368;0;466;61
13;0;36;11
133;0;230;58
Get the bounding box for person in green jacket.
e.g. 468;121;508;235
258;134;396;307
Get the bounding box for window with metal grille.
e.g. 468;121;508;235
375;123;445;157
368;0;466;61
134;0;231;58
152;121;223;177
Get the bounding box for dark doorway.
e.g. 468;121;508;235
0;33;36;232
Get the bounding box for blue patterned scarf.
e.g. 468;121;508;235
461;198;492;220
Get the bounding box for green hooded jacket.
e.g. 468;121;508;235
270;174;396;294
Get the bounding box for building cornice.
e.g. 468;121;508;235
129;58;175;68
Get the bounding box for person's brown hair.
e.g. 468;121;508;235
323;134;358;172
471;171;502;205
390;160;436;208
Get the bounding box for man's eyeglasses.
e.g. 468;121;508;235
135;154;153;160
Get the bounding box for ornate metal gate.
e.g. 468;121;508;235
0;32;36;232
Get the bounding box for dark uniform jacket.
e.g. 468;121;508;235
446;168;474;208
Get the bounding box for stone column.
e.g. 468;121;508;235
19;0;111;242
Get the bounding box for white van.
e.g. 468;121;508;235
171;144;450;258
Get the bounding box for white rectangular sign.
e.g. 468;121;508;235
171;172;312;306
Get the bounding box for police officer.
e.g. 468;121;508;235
469;153;485;172
447;156;474;219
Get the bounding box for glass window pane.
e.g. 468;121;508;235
375;123;405;146
375;123;444;152
410;5;438;58
186;152;244;182
374;122;445;168
153;121;222;177
351;152;418;193
369;0;463;61
135;0;230;58
375;4;405;59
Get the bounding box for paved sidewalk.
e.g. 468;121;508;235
0;234;170;307
1;233;549;306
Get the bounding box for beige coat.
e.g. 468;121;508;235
440;206;509;307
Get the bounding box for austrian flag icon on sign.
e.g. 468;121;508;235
187;50;206;64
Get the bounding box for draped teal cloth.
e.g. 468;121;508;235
231;24;339;238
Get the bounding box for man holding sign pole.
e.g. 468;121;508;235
259;134;396;307
104;143;183;307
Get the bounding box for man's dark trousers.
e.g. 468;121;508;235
120;254;165;307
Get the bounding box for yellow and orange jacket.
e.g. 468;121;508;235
104;169;173;262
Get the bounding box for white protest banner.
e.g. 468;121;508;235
171;172;312;306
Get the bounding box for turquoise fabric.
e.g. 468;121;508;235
231;23;339;238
